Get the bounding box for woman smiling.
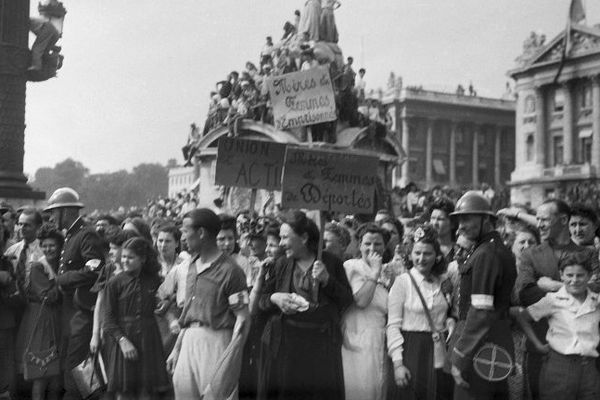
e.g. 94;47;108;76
387;224;455;400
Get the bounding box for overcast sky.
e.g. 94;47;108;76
24;0;600;176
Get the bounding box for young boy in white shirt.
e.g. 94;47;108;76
514;252;600;400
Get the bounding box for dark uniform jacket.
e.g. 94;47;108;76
55;217;105;313
450;231;516;373
0;256;19;330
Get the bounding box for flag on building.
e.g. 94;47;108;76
554;0;587;83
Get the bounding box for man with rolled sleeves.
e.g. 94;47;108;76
449;191;516;400
44;188;105;400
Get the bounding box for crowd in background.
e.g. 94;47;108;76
1;184;600;400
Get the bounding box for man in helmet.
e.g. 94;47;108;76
44;187;105;400
448;191;516;400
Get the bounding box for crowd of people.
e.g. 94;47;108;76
180;3;399;167
1;184;600;400
392;182;510;219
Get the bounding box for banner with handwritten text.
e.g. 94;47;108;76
215;137;286;191
267;66;337;130
281;147;378;214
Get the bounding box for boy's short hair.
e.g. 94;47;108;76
559;251;592;272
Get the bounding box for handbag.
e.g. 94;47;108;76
71;351;107;400
407;271;449;370
24;297;60;380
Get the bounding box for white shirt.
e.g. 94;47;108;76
4;239;44;286
387;269;449;365
528;286;600;357
158;255;190;308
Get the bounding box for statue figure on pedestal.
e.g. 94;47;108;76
298;0;322;41
515;31;546;66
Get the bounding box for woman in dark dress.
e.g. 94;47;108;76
103;237;169;400
257;210;353;400
15;224;63;400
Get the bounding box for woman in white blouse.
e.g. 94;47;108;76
341;223;390;400
387;224;455;400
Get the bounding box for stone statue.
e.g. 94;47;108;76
515;31;546;66
387;72;396;89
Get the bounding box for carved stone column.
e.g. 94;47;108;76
425;118;434;188
494;126;502;187
400;114;410;186
562;82;574;165
449;121;457;186
472;124;479;187
534;86;547;167
592;76;600;168
0;0;44;200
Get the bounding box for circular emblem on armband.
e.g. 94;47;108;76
473;343;513;382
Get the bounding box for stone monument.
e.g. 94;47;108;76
0;0;45;204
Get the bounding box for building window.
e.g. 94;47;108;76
524;95;536;114
526;135;534;161
578;128;593;163
553;136;564;165
553;89;564;112
580;84;592;109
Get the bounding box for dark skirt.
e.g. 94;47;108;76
391;331;453;400
258;319;345;400
239;314;267;399
105;317;169;394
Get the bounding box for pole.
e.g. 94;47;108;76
249;188;257;216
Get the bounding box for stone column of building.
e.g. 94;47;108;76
472;124;479;187
534;86;547;167
449;121;457;186
592;76;600;168
425;118;434;187
400;114;410;185
562;81;574;165
494;125;502;187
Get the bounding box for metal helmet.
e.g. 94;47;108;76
43;187;84;212
449;190;497;219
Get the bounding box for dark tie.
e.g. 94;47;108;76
16;242;29;292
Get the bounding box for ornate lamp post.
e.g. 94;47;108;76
0;0;45;202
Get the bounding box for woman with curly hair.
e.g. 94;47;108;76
341;223;390;400
387;224;455;400
103;237;169;399
257;210;353;400
15;224;63;400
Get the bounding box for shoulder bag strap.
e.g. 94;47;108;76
407;271;438;334
25;296;48;351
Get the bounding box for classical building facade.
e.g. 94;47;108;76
383;88;516;189
509;24;600;206
167;166;196;198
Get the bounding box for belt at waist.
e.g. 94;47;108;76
121;316;154;323
549;349;597;364
187;321;208;328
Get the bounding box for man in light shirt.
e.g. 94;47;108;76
515;252;600;399
4;208;44;294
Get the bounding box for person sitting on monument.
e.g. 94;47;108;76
28;0;66;75
182;123;200;167
260;36;274;66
